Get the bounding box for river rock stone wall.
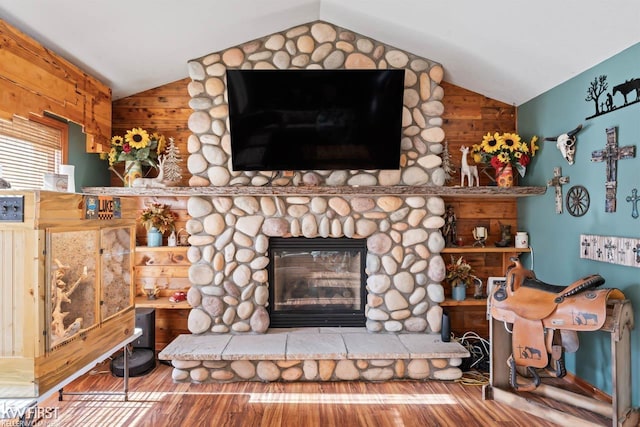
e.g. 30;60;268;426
171;357;463;383
186;194;448;334
184;20;449;337
185;20;445;187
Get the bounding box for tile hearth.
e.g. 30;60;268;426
159;328;469;383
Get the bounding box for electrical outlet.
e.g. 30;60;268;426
0;196;24;222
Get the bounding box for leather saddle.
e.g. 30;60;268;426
490;257;625;391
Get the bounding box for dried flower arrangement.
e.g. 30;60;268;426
137;203;176;233
445;255;478;288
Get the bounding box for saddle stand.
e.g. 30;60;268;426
483;258;639;426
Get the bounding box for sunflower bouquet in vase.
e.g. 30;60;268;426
100;127;167;186
471;132;539;187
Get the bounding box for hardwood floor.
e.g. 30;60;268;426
27;362;609;427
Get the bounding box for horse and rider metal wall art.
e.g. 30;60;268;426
585;74;640;120
580;234;640;268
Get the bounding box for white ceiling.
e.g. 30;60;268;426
1;0;639;105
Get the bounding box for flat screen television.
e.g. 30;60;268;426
227;69;405;171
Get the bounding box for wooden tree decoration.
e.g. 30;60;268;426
442;140;456;183
50;259;88;345
163;137;182;183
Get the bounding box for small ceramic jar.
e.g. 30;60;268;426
515;231;529;248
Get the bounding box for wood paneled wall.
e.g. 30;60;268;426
0;20;111;150
441;81;516;186
111;78;192;187
440;81;518;255
439;83;517;338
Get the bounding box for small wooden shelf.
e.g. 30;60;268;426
440;298;487;307
441;246;531;254
135;296;191;309
135;246;189;251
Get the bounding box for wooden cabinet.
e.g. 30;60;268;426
0;191;135;398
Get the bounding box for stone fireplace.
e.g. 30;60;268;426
157;21;472;383
185;193;447;335
268;237;367;328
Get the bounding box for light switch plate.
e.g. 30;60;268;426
0;196;24;222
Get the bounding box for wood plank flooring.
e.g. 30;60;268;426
25;361;609;427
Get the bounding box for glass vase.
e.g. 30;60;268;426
124;160;142;187
147;227;162;247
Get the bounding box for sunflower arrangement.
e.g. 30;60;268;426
471;132;539;177
100;127;166;168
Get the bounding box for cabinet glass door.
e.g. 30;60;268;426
46;229;99;350
100;226;134;322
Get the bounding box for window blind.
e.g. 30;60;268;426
0;116;62;189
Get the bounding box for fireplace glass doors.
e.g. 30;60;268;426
268;238;366;327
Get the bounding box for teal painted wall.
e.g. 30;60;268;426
66;121;111;189
518;42;640;404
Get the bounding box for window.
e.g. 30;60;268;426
0;115;67;189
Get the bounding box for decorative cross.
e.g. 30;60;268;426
547;167;570;214
604;240;616;262
634;244;640;264
591;127;636;212
596;248;603;258
626;188;639;219
581;238;591;256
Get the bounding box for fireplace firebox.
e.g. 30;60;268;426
268;237;366;327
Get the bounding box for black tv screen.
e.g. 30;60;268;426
227;69;405;171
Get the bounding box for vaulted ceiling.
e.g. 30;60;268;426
1;0;639;104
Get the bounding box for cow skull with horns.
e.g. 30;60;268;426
544;124;583;165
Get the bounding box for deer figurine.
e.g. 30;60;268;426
460;146;479;187
132;155;167;188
